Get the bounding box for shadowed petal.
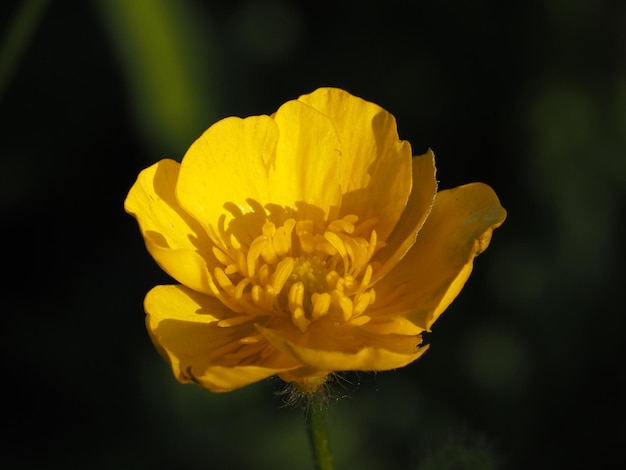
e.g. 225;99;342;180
176;115;278;233
270;98;343;221
258;324;427;372
370;183;507;330
124;159;216;294
373;150;437;282
297;87;413;241
145;285;299;392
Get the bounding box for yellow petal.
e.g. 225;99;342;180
270;98;343;221
145;285;299;392
124;159;216;294
297;87;413;241
370;183;507;330
372;150;437;282
176;115;278;234
258;324;427;372
356;315;426;336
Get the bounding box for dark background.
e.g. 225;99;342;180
2;0;625;468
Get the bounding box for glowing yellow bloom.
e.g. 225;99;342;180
125;87;506;393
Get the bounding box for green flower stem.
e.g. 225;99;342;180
306;391;334;470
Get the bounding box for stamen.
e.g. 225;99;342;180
295;220;315;254
288;282;305;316
345;237;368;277
218;315;252;327
262;221;275;237
234;278;251;299
212;246;232;266
225;263;240;275
353;217;379;237
367;229;378;261
342;275;357;294
258;263;271;286
328;215;357;234
262;285;276;310
238;334;262;344
236;251;247;276
353;290;374;317
311;292;331;320
209;212;379;331
272;257;294;295
356;264;373;296
288;282;312;331
292;306;310;332
247;235;269;277
332;291;353;321
206;271;244;313
214;267;235;295
324;231;348;264
251;284;263;306
326;270;340;290
273;218;295;256
350;315;371;326
261;243;278;265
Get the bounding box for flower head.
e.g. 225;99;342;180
125;87;506;393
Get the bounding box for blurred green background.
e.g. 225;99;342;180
1;0;624;468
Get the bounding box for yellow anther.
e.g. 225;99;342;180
225;263;239;275
214;267;235;294
229;232;242;250
353;291;373;317
295;220;315;254
262;221;276;237
217;315;251;327
326;271;340;289
353;217;378;237
324;231;347;261
238;335;262;344
328;215;357;234
234;278;251;299
315;235;337;256
247;235;269;277
258;263;271;286
212;246;232;266
357;264;373;295
343;275;357;294
207;271;244;313
311;292;331;320
261;242;278;265
338;295;353;321
288;282;305;315
237;250;247;276
263;284;276;310
368;287;376;304
251;284;263;306
350;315;371;326
292;306;310;332
273;218;296;256
367;229;378;261
272;257;294;295
288;281;309;331
345;237;368;276
332;290;353;321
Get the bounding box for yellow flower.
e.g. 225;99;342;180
125;87;506;393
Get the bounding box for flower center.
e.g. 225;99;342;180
208;212;381;332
